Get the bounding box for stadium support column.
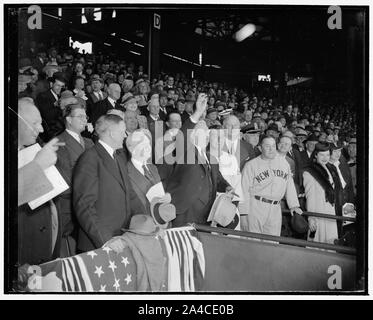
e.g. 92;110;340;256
146;12;161;80
354;10;366;290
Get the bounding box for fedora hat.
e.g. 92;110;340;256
207;107;218;115
315;142;331;152
122;214;160;236
296;128;308;137
150;197;176;227
266;122;279;133
291;213;309;234
330;140;344;151
306;133;319;143
207;194;237;228
241;123;261;134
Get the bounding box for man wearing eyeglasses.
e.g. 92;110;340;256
55;104;94;257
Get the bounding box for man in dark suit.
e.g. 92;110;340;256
166;93;233;227
35;72;66;141
146;97;166;159
180;97;195;123
155;112;182;186
55;104;94;257
86;75;107;120
329;142;355;205
299;133;318;170
282;130;304;207
73;114;131;252
90;83;124;126
158;91;169;121
241;123;262;158
17;98;64;264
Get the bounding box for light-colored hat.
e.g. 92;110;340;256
150;196;176;227
207;194;237;228
123;214;160;236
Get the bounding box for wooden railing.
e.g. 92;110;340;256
282;209;357;222
193;221;356;256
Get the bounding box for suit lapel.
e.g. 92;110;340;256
95;143;125;191
61;131;84;158
148;164;161;184
90;93;99;103
48;90;58;103
128;162;149;211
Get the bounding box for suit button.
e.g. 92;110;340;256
39;226;46;232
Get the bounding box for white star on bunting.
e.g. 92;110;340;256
124;273;132;285
108;260;117;272
121;256;129;267
99;284;106;292
94;266;104;278
113;278;120;291
102;246;112;254
87;251;97;259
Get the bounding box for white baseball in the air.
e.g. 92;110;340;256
234;24;256;42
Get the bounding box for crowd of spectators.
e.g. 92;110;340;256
16;38;358;268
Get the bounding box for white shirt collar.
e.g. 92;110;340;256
94;90;103;97
108;96;116;107
131;158;147;175
66;129;81;144
99;140;115;159
150;114;159;121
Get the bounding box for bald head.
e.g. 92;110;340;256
107;83;121;101
18;98;44;148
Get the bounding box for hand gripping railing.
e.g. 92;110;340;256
192;223;356;256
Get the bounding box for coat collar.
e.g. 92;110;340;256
95;143;126;191
59;130;84;156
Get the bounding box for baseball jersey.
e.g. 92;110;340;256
241;154;300;214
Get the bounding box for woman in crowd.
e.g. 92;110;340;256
303;142;343;244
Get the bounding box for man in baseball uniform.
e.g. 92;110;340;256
241;136;303;236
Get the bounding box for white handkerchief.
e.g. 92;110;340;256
146;182;165;202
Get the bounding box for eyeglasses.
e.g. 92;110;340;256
70;115;89;120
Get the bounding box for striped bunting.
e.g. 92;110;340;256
162;227;205;291
37;247;136;292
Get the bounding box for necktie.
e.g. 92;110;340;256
113;151;124;183
99;92;103;101
79;135;85;149
142;165;155;184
